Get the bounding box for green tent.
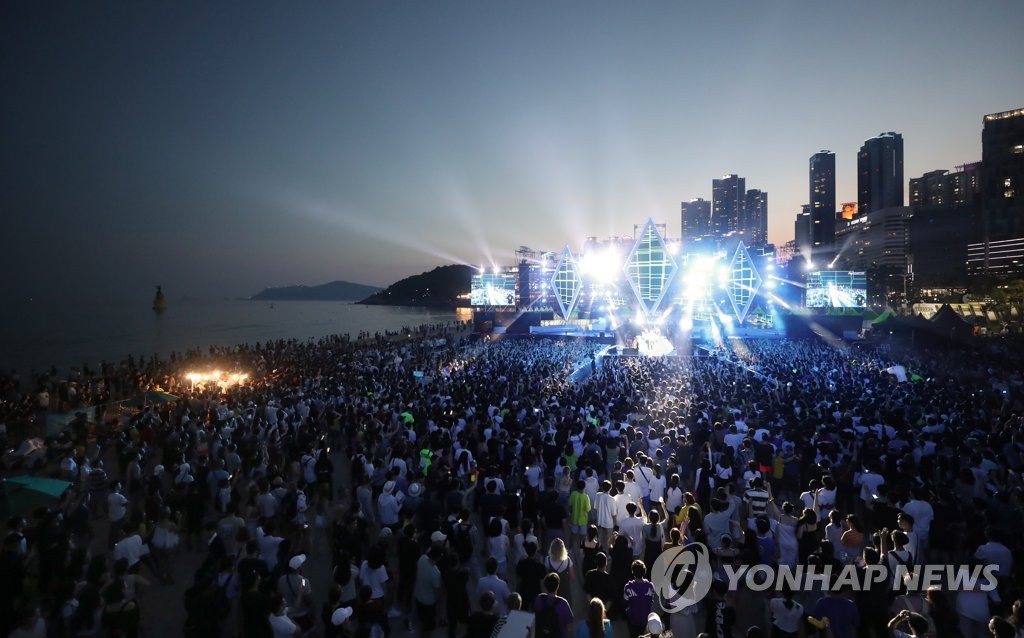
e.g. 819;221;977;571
126;390;180;407
0;476;71;518
872;309;896;324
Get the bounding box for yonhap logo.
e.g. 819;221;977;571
651;542;713;612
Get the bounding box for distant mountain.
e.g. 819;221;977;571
250;280;382;301
357;264;472;308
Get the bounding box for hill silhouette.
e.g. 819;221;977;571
251;280;381;301
358;264;472;308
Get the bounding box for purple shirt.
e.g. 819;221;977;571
813;596;859;638
533;594;573;636
623;579;655;627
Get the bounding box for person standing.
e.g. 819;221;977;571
107;482;129;548
534;573;574;638
623;560;655;638
569;480;592;561
595;481;617;550
413;547;443;635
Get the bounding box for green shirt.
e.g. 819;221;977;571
569;490;591;527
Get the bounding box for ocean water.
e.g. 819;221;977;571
0;298;469;375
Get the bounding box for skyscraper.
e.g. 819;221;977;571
857;132;904;214
809;151;836;250
712;174;745;236
680;198;712;242
744;189;768;246
908;163;981;288
795;205;811;250
981;108;1024;241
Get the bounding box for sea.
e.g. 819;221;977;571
0;298;470;376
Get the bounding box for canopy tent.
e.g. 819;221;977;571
929;304;974;340
125;390;180;407
0;475;71;518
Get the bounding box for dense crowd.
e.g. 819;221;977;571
1;324;1023;638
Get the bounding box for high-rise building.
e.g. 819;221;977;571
981;108;1024;242
833;206;913;272
908;163;981;289
795;205;811;250
681;198;712;242
809;151;836;250
744;189;768;246
712;174;745;236
857;132;904;214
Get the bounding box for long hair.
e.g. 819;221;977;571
549;538;567;563
587;598;606;637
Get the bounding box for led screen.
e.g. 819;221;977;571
471;274;516;307
806;270;867;308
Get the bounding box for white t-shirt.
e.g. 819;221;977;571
770;598;804;633
108;492;128;523
113;534;147;567
269;613;298;637
359;562;389;600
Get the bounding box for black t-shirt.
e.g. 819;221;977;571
516;557;546;609
467;611;498;638
583;568;616;606
541;492;566;529
240;590;272;638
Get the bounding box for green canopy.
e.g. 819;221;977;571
0;476;72;518
127;390;180;407
872;309;895;324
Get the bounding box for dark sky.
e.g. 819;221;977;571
3;1;1022;300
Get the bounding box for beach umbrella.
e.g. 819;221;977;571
0;476;72;518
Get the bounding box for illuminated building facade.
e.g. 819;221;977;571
681;198;712;242
744;189;769;246
712;175;745;236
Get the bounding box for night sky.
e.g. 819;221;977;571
3;1;1022;301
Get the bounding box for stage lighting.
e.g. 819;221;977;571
766;279;778;289
717;266;730;287
589;249;621;283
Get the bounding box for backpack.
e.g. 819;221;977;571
453;522;473;562
281;491;299;522
315;453;332;482
535;595;561;638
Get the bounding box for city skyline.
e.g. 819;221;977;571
2;1;1023;300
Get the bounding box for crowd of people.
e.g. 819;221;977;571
1;323;1023;638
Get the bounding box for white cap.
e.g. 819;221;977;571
430;531;447;543
647;612;663;634
382;481;396;495
331;607;354;626
288;554;307;570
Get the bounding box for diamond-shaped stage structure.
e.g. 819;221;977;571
726;241;762;323
624;219;678;315
550;246;583;319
